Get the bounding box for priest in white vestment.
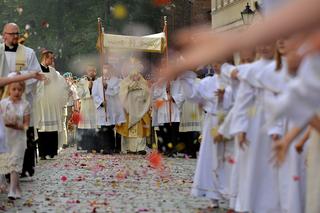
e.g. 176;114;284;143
179;68;233;208
116;60;151;155
92;64;125;154
33;50;66;160
76;65;97;151
178;75;202;158
152;78;184;157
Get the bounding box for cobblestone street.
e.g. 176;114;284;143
0;148;227;212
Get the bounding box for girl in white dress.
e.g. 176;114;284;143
230;44;281;213
0;68;43;193
179;64;233;208
0;80;30;200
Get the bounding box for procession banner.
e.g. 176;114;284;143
103;32;166;53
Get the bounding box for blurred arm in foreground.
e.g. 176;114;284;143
159;0;320;80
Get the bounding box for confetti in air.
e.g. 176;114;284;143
227;156;236;164
154;99;165;109
70;111;82;125
210;127;218;138
176;143;186;152
16;6;23;15
247;106;257;118
153;0;172;7
112;4;128;20
25;24;31;30
293;176;301;181
148;150;163;169
41;20;49;28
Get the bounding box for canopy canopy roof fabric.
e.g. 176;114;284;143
103;32;166;53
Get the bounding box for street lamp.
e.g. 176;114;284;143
241;3;255;25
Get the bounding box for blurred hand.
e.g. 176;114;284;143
157;26;236;83
271;134;281;141
215;89;225;103
88;81;93;89
214;133;224;144
5;122;22;130
272;139;289;167
286;51;302;76
295;142;304;154
230;70;239;80
31;71;46;81
300;31;320;57
237;132;248;151
44;77;50;85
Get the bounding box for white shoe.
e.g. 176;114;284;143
15;187;22;199
8;191;16;200
210;199;219;208
15;190;21;199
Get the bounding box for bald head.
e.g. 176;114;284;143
3;23;20;46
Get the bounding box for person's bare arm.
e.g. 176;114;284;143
0;72;44;87
309;114;320;133
272;127;303;166
296;126;311;154
159;0;320;80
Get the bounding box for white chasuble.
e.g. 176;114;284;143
76;78;96;129
34;67;66;132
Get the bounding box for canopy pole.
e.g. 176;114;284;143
98;17;108;122
163;16;172;126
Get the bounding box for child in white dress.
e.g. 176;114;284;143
0;80;30;200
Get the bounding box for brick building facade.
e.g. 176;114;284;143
191;0;212;24
164;0;211;43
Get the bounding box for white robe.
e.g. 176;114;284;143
306;124;320;213
267;54;320;128
176;74;203;132
181;74;233;200
34;67;66;132
152;80;184;126
76;78;96;129
179;100;202;132
258;60;307;213
0;45;9;78
92;77;126;126
219;63;251;208
262;53;320;213
0;46;9;153
230;59;280;213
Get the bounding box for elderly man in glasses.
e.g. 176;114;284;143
2;22;42;178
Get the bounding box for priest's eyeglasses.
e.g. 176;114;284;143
5;32;21;36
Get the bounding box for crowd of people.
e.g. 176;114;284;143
0;0;319;212
0;22;204;201
158;0;320;213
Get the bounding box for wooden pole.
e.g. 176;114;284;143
163;16;172;126
97;17;108;122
